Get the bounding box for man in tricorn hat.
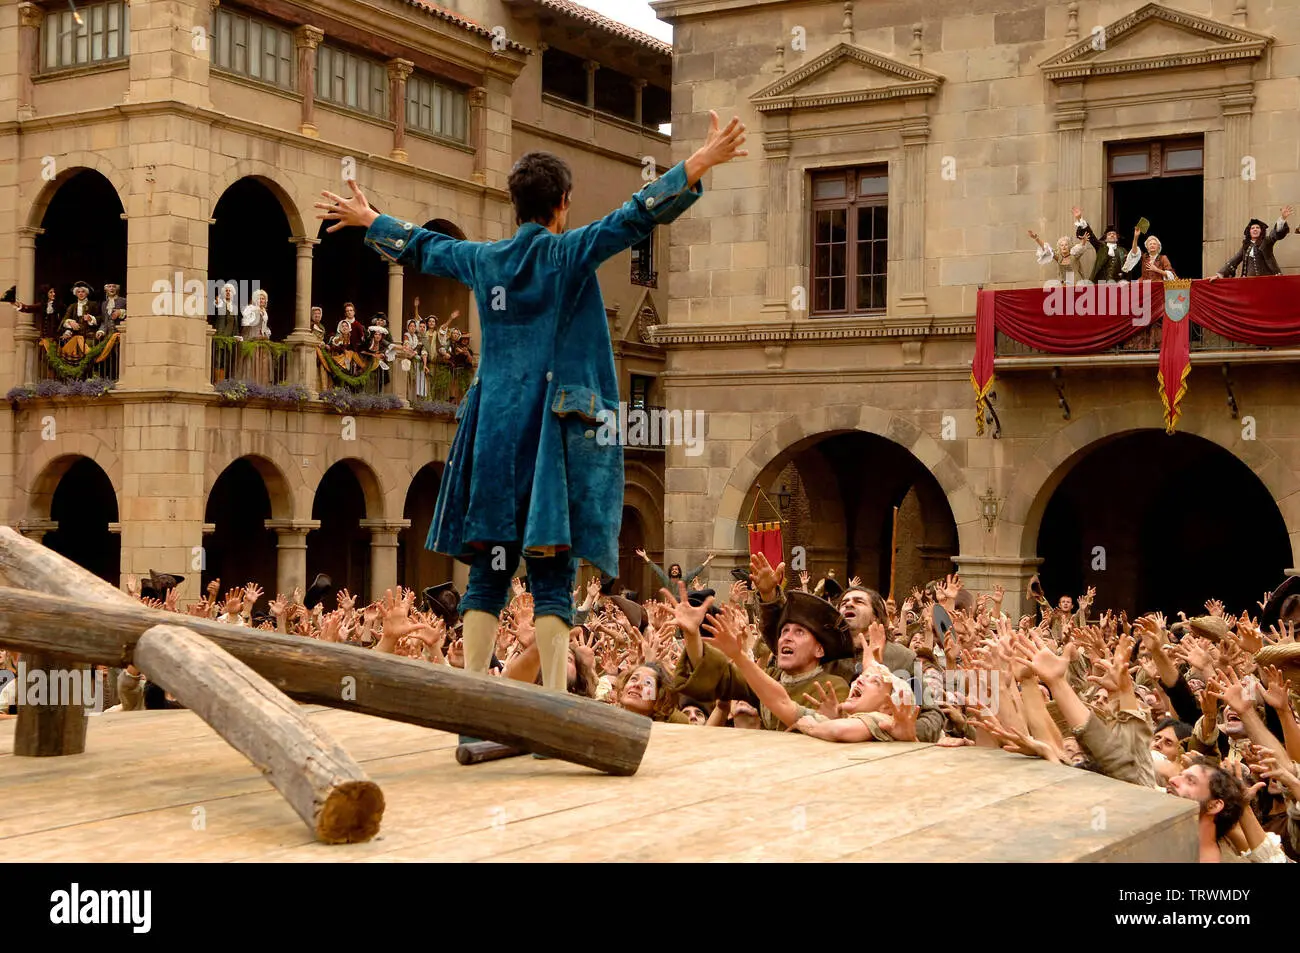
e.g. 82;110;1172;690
1072;208;1132;282
665;579;852;732
1211;206;1292;279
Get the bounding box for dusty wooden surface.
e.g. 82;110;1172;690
0;709;1198;862
134;625;384;844
0;585;651;776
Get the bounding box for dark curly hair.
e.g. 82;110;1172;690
508;151;572;226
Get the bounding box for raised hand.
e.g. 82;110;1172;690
242;582;263;613
1214;667;1256;716
865;620;887;664
661;580;714;638
320;609;344;643
798;570;810;592
801;680;842;721
317;179;380;232
337;588;356;613
848;575;862;589
882;699;920;742
206;578;221;601
635;548;649;562
1205;598;1225;618
1257;664;1293;711
700;607;746;661
748;551;785;599
222;588;244;617
685;111;749;186
571;626;597;667
991;584;1006;604
268;594;288;619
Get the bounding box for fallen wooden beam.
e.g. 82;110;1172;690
0;586;651;775
134;624;385;843
11;650;90;757
0;525;650;774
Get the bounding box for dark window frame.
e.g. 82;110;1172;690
809;165;889;317
631;234;656;288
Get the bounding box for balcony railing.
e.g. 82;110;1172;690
38;333;121;384
625;403;667;451
631;269;658;289
211;338;291;386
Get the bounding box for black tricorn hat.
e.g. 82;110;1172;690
686;587;721;618
422;582;462;626
1244;218;1270;238
141;570;183;600
1075;224;1092;238
1260;575;1300;632
820;575;844;600
1103;224;1118;236
304;573;333;611
730;567;751;583
72;280;91;290
764;591;854;662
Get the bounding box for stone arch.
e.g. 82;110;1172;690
17;438;123;524
207;161;307;237
203;452;295;522
714;403;981;554
1008;402;1300;564
623;461;665;554
310;451;388;521
23;155;130;229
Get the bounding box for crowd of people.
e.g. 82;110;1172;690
11;281;128;359
4;550;1296;863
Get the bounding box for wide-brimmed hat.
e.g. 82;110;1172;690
422;582;461;627
1026;573;1045;604
1185;615;1228;643
819;575;843;600
303;573;333;611
72;280;90;291
1256;642;1300;679
1260;575;1300;632
764;591;854;662
141;570;183;600
1244;218;1269;237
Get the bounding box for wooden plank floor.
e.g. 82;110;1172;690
0;708;1198;862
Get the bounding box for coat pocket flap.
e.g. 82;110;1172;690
551;384;615;424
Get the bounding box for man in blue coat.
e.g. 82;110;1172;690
319;111;747;694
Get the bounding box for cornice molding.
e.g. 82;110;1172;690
647;315;974;347
750;42;944;115
1039;2;1271;82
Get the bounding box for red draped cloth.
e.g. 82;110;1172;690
973;275;1300;435
748;522;784;572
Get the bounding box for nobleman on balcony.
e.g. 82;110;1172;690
59;281;99;358
318;110;746;709
102;283;127;334
1211;206;1293;280
1073;208;1134;283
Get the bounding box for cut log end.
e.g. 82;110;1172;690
316;779;386;844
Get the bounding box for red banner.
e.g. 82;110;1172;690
748;522;784;572
973;275;1300;434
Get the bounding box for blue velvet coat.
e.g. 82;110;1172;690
364;161;703;578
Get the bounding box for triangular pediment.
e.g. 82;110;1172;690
1040;3;1271;81
750;43;944;113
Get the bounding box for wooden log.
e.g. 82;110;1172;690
455;740;527;766
0;527;125;758
133;624;384;843
11;650;90;757
0;585;651;775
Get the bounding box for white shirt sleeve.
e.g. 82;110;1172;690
1036;242;1055;266
1123;248;1141;272
241;306;260;327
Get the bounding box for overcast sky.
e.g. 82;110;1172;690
577;0;673;44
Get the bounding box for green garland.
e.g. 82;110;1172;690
212;335;292;361
318;347;379;389
44;336;114;380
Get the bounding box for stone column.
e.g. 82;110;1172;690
17;3;44;121
360;519;411;602
953;555;1043;621
1221;85;1254;255
631;78;646;126
760;115;791;319
387;58;413;162
897;117;929;314
469;86;488;186
386;262;406;403
286;236;318;390
15;225;43;386
204;324;216;385
1055;100;1086;225
295;26;324;138
584;60;599;108
265;519;320;597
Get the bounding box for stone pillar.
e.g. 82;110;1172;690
953;555;1043;621
285;236;318;390
386;261;403;332
387;58;413;162
760;114;791;319
17;3;44;121
469;86;488;186
265;520;319;597
295;26;324;138
204;323;215;385
360;519;411;602
1055;101;1086;225
897;117;929;314
584;60;599;108
1221;85;1254;255
631;78;646;126
15;225;43;386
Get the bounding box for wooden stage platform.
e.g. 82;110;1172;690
0;707;1197;862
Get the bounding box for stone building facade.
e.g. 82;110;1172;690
653;0;1300;616
0;0;676;604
